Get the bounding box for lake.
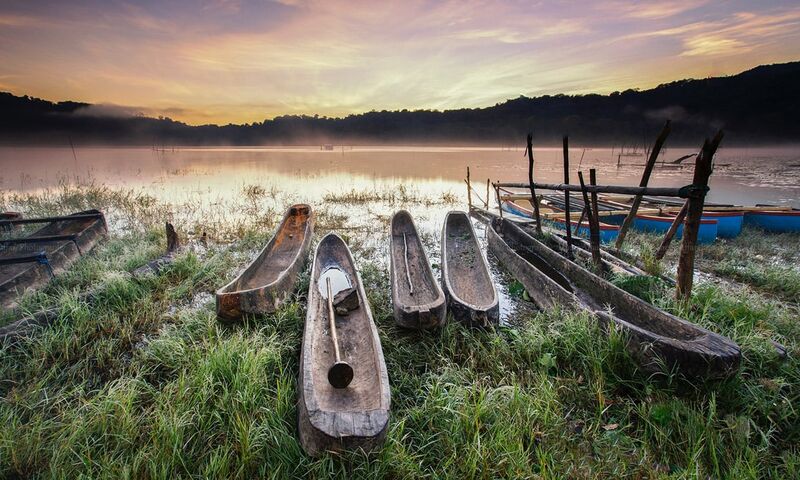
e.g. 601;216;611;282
2;145;799;324
2;145;799;207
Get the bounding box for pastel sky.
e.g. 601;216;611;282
1;0;799;125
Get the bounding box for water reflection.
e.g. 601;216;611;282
1;145;799;206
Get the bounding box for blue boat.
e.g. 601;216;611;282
744;210;800;233
633;214;718;244
702;211;743;238
501;200;620;243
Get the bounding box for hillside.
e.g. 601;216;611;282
2;61;799;146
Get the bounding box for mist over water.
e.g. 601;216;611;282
2;145;799;207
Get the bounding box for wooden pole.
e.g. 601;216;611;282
655;201;689;260
676;131;723;301
526;134;543;234
574;208;587;235
577;172;602;269
492;182;697;198
562;136;573;257
485;179;490;209
466;167;472;209
589;169;603;269
495;184;503;219
615;120;671;249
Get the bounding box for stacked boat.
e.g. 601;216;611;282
499;190;800;245
1;210;108;310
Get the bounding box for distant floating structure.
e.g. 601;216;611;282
321;144;334;151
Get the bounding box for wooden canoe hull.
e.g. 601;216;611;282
488;218;740;379
216;204;314;322
298;233;390;457
0;210;107;311
441;211;499;327
389;210;446;329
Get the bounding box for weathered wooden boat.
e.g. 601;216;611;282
744;209;800;233
216;204;314;322
0;210;107;311
470;207;673;284
502;199;621;243
487;217;740;379
1;212;22;231
389;210;446;329
1;223;181;344
634;214;718;244
298;233;390;457
441;211;499;327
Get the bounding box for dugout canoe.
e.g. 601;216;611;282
441;211;499;327
298;233;390;457
487;217;740;379
0;210;107;311
389;210;446;329
216;204;314;322
470;207;655;280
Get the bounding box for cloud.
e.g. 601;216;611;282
1;0;800;124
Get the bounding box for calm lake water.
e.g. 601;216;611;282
2;145;798;324
2;145;799;206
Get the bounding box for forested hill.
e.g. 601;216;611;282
1;61;799;146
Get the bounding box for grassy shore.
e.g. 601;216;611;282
1;184;798;478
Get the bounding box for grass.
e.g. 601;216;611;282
1;184;799;478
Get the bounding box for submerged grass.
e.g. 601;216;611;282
1;184;799;478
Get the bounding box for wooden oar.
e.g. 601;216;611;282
326;276;354;389
403;233;413;295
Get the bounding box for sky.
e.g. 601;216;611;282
1;0;799;125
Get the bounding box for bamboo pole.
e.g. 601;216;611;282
526;133;543;234
466;167;472;209
493;182;698;197
562;136;573;257
615;121;671;249
655;201;688;260
676;131;723;301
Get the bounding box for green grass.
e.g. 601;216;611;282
1;186;799;478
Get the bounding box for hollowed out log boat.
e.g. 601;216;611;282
470;207;656;280
441;211;499;327
0;210;107;311
298;233;390;457
389;210;446;329
216;204;314;322
487;217;740;379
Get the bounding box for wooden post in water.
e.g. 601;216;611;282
589;169;603;268
614;121;672;249
577;172;602;269
562;136;573;258
526;134;543;234
676;131;723;301
466;167;472;209
485;179;490;209
655;201;689;260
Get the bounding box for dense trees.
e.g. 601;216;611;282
1;62;798;146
